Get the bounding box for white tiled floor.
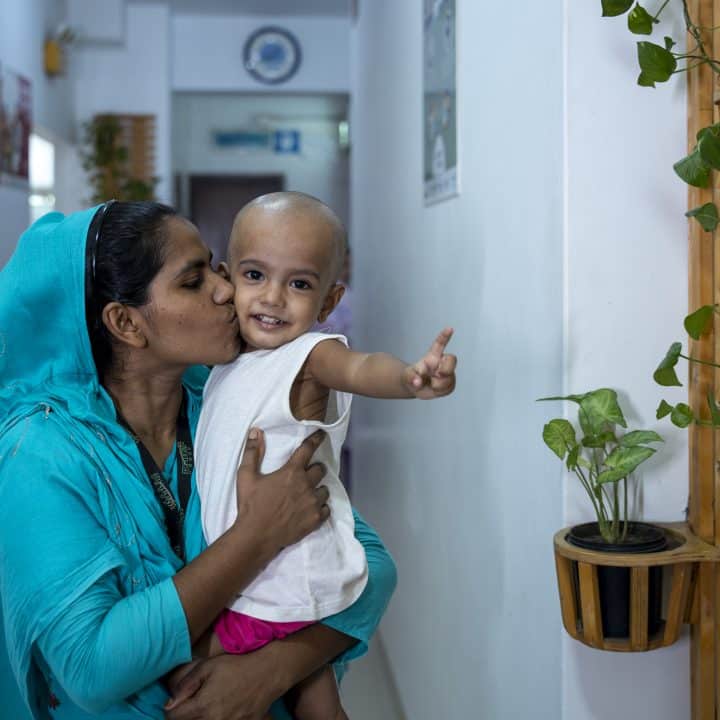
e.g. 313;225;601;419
341;636;406;720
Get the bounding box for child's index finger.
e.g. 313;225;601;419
428;327;454;358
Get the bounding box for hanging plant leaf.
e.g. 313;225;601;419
542;419;576;459
685;305;716;339
654;342;683;386
620;430;663;447
636;41;677;86
602;0;634;15
686;203;720;232
656;399;673;419
628;4;655;34
670;403;694;428
674;148;712;188
664;36;676;51
699;129;720;169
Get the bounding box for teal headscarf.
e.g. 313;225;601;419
0;209;205;716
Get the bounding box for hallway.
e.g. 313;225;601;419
0;1;699;719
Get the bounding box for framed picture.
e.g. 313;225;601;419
0;62;32;188
423;0;458;206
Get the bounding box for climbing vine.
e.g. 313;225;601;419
604;0;720;230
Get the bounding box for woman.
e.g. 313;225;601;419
0;202;399;719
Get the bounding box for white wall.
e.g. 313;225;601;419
350;2;564;718
172;92;349;225
172;15;350;92
564;3;690;719
71;2;172;203
0;0;74;266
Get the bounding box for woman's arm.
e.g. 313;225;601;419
0;422;329;713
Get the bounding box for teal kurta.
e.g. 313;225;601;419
0;209;397;719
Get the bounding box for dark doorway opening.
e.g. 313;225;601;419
188;174;284;262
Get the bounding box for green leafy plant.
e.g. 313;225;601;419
80;115;157;204
601;1;720;230
654;305;720;426
540;389;663;543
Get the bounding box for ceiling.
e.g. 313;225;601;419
129;0;352;16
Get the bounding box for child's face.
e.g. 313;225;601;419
226;206;344;352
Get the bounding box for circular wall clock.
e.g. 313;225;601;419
243;27;302;85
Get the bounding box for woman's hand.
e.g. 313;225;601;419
233;428;330;556
164;653;283;720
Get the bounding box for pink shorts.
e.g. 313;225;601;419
215;608;315;654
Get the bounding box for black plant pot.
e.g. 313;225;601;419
567;522;668;639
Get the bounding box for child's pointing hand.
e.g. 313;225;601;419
403;327;457;399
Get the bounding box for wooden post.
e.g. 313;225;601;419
688;1;720;717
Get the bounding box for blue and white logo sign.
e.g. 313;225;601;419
273;130;301;154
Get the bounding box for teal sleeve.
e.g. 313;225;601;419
0;425;191;715
322;508;397;664
36;575;190;714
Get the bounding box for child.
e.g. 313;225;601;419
194;191;456;719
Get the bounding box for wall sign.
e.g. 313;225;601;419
423;0;458;205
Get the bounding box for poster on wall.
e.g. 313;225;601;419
423;0;457;206
0;61;32;188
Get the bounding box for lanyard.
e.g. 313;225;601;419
116;394;194;562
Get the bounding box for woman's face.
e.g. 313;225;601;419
140;217;241;368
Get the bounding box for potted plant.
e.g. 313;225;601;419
540;388;666;638
80;114;157;204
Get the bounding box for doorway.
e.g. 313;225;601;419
188;174;284;262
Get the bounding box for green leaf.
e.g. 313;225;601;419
628;4;655;34
699;129;720;170
674;148;712;188
685;305;716;339
664;36;676;51
686;203;720;232
708;393;720;426
671;403;694;428
566;444;580;470
600;445;656;481
636;41;677;85
656;399;673;419
582;431;617;448
536;394;587;404
598;467;633;484
638;72;657;87
602;0;633;15
654;342;683;386
579;389;627;432
543;419;576;460
696;123;720;143
620;430;663;446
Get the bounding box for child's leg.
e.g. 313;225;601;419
284;665;349;720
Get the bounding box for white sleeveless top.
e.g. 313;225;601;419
195;332;369;622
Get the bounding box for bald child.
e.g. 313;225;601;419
193;192;457;720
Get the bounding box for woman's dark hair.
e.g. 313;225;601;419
85;200;177;378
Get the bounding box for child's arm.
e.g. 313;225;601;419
306;327;456;400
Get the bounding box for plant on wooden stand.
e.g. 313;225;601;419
540;389;667;639
540;388;663;544
80;115;157;204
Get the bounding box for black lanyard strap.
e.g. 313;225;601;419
116;394;194;561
